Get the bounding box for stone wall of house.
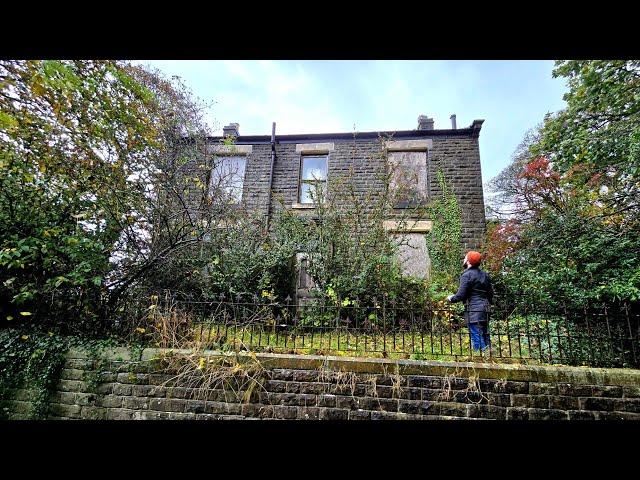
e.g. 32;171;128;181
234;131;486;253
428;134;486;252
3;348;639;420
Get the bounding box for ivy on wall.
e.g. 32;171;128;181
0;328;69;419
426;170;463;295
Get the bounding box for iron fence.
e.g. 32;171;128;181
134;291;640;368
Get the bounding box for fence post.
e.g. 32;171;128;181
624;302;637;366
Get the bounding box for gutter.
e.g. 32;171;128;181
201;124;483;145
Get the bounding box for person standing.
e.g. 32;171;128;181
447;251;493;355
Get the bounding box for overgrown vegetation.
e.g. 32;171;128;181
486;60;640;308
425;170;463;299
7;59;640;417
0;328;69;418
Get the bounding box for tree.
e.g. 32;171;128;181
0;61;230;328
486;60;640;306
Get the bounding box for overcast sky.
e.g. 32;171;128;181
140;60;568;184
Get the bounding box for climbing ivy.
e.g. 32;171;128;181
0;328;69;419
426;170;462;297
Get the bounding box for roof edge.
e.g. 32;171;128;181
180;121;484;145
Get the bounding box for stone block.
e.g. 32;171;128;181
273;405;298;419
271;369;296;381
511;394;550;409
57;380;88;393
49;391;76;405
437;402;469;418
506;407;529;420
613;399;640;413
96;395;123;408
335;396;358;409
567;410;597;420
297;407;320;420
398;400;435;415
485;393;511;407
375;375;407;387
49;403;82;418
184;400;206;414
123;396;151;410
467;404;507;420
623;386;640;398
264;380;287;393
549;396;580;410
292;370;321;382
132;385;165;397
348;410;371;420
165;387;194;399
591;386;623;398
298;382;330;395
557;383;593;397
319;408;348;420
407;375;442;389
479;379;529;394
149;398;187;413
80;406;107;420
597;411;640;421
371;411;399;420
528;383;558;395
75;393;98;406
317;394;336;408
527;408;569;420
580;397;616;411
60;368;86;381
112;384;133;396
401;387;423;401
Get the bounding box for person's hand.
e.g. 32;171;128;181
446;295;454;302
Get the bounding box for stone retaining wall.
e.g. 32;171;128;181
2;348;640;420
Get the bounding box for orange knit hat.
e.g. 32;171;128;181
465;251;483;267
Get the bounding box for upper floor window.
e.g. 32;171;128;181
299;155;327;204
388;151;428;208
209;156;247;204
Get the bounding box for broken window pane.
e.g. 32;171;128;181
210;156;246;203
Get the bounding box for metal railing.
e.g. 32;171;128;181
135;291;640;368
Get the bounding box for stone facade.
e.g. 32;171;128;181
212;118;487;262
3;347;640;421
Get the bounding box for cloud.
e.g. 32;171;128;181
202;61;346;135
137;60;567;184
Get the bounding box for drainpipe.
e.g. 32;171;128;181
265;122;276;230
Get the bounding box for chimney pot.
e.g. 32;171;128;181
223;123;240;137
450;114;457;129
417;115;434;130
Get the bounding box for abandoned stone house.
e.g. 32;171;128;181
204;114;486;298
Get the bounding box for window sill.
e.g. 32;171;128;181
291;203;317;209
393;200;428;209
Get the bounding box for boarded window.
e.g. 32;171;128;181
388;151;428;208
209;156;247;203
393;233;430;279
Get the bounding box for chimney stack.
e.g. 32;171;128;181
417;115;434;130
223;123;240;137
450;114;457;129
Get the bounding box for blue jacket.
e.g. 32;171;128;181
449;266;494;324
